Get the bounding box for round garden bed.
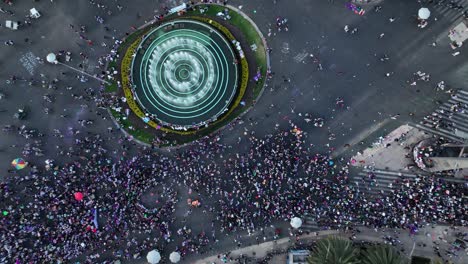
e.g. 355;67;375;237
107;4;268;147
131;20;239;130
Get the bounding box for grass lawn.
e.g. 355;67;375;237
104;82;118;93
196;5;267;97
110;109;155;143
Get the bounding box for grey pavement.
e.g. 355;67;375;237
190;225;468;264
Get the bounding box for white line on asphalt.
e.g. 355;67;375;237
363;169;419;178
413;123;463;142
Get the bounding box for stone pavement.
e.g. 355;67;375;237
192;230;339;264
350;124;422;171
349;90;468;178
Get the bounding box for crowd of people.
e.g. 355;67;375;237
0;0;466;263
0;116;465;262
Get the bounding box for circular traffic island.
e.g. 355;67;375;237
131;20;239;130
108;4;268;147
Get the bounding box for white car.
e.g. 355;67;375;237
5;20;18;30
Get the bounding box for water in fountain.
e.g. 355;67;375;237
147;37;218;107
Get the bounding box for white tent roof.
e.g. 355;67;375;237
146;250;161;264
169;251;181;263
46;53;57;64
418;8;431;20
290;217;303;229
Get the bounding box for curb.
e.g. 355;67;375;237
106;108;151;147
223;3;271;102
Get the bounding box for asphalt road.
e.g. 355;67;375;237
1;0;467;170
0;0;467;263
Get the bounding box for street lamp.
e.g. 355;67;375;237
45;52;110;84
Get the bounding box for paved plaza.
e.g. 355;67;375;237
0;0;467;263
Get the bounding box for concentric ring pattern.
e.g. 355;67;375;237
131;20;239;129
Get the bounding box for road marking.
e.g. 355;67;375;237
332;119;390;158
19;52;39;76
363;169;418;178
281;42;290;54
293;52;309;63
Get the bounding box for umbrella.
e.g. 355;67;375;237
169;252;181;263
11;158;27;170
46;53;57;64
290;217;302;229
74;192;84;201
418;8;430;20
146;250;161;264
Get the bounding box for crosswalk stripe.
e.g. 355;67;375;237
452;123;468;134
448;98;468;108
354;170;419;196
458;89;468;96
363;169;419;178
301;217;321;230
358;172;416;180
439;106;468;119
432;111;468;133
451;95;468;105
414;123;463;142
414;89;468;141
434;110;468;127
361;169;467;183
431;0;468;22
353;168;467;198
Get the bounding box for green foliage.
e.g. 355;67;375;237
411;256;432;264
104;82;118;93
197;4;267;97
109;109;154;143
308;237;360;264
362;245;408;264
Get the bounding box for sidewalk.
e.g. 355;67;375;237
192;230;339;264
190;225;468;264
351;124;428;171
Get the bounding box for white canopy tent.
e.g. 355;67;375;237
290;217;303;229
146;250;161;264
418;8;431;20
46;53;57;64
169;251;181;263
29;8;41;19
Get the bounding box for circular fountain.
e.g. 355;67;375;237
131;19;239;129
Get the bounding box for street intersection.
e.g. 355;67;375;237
0;0;467;263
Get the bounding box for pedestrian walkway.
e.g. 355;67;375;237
353;168;467;197
301;217;320;231
430;0;468;23
413;89;468;143
192;230;339;264
354;169;418;196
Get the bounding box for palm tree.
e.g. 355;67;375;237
307;236;360;264
362;245;408;264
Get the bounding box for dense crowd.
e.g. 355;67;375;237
0;0;467;263
0;116;465;263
